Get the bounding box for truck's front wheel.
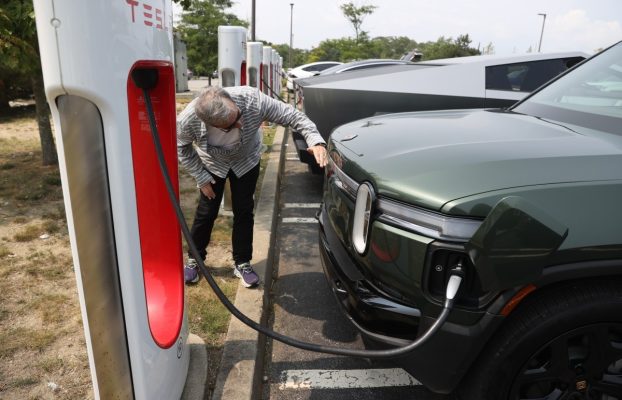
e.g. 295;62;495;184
459;279;622;400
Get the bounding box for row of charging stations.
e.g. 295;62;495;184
217;26;283;97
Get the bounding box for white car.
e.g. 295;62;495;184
286;61;342;91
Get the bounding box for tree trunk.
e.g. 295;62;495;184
31;72;58;166
0;80;10;115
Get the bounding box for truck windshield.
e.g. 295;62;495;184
513;42;622;135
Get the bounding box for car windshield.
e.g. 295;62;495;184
513;42;622;135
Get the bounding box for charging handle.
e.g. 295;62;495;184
131;68;159;91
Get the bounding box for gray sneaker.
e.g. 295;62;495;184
234;262;259;288
184;258;200;284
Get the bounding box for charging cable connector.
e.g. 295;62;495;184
444;263;465;309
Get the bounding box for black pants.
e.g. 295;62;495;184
188;163;260;264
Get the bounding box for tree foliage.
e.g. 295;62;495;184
0;0;57;165
303;34;479;64
418;34;480;60
340;2;377;43
270;43;309;70
175;0;247;77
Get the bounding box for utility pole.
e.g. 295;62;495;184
289;3;294;69
251;0;256;41
538;13;547;52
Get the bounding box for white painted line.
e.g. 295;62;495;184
280;368;421;390
283;203;321;208
286;157;299;161
282;217;317;224
286;152;299;156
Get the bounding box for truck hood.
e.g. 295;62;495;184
332;109;622;213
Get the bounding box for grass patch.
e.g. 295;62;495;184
31;293;72;324
42;219;60;234
186;275;238;346
0;307;8;322
13;224;42;242
0;327;56;358
0;244;10;258
5;376;39;390
38;356;65;373
210;215;233;243
0;136;63;206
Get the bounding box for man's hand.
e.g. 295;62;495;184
200;182;216;199
307;144;328;168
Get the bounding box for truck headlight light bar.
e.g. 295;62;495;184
352;182;375;254
377;199;481;242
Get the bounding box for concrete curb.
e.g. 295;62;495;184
181;334;208;400
210;125;286;400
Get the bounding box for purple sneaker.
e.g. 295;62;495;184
234;262;259;288
184;259;200;284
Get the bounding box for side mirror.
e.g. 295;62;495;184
465;196;568;292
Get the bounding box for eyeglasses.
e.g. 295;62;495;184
219;109;242;133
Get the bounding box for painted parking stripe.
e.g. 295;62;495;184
282;217;317;223
284;203;321;208
279;368;421;390
286;157;299;161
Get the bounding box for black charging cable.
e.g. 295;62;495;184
132;68;463;358
260;77;287;103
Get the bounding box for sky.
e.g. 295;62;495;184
219;0;622;57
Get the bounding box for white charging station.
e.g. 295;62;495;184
279;56;284;94
262;46;273;97
33;1;189;399
247;42;263;89
273;50;280;95
218;26;247;87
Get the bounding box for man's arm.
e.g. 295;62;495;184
177;118;215;188
257;91;327;167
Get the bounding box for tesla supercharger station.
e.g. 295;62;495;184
218;26;247;87
262;46;273;97
271;50;278;95
32;1;189;399
279;56;284;94
247;42;263;89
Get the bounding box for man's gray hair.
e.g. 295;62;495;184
195;87;236;126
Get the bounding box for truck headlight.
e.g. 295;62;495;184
352;182;375;254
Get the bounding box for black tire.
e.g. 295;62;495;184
459;279;622;400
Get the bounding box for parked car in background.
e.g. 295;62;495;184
293;51;587;172
186;69;193;80
286;61;342;91
300;52;588;139
319;42;622;399
314;59;416;76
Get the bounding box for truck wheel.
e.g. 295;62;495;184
459;279;622;400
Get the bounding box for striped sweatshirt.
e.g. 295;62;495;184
177;86;325;188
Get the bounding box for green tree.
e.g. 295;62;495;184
482;42;495;55
0;0;57;166
368;36;419;59
419;35;480;60
340;2;377;43
271;43;309;69
176;0;247;77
